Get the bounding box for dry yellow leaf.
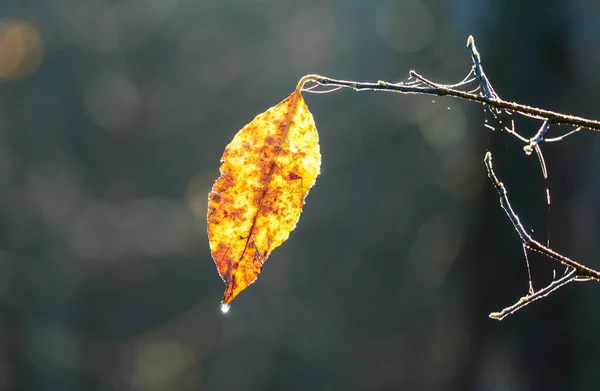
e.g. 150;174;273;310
207;88;320;306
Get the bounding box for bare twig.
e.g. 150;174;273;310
306;77;600;131
524;119;551;155
466;35;500;100
545;127;581;143
297;35;600;320
489;268;577;321
301;37;600;132
408;70;440;88
484;151;600;319
483;152;600;281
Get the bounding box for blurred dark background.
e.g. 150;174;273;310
1;0;600;390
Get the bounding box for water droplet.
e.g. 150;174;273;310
220;303;230;314
447;106;450;110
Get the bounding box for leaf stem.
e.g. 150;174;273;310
296;74;322;94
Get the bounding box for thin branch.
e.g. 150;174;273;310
484;152;600;319
308;76;600;132
489;268;577;320
483;151;600;282
409;69;476;89
300;36;600;132
545;127;581;143
408;70;440;88
524;119;551;155
297;35;600;320
467;35;500;100
522;243;534;295
504;119;529;143
534;145;548;179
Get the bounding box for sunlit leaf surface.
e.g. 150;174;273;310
207;90;320;305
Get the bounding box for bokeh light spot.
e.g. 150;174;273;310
0;20;43;80
84;73;141;134
133;339;193;386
